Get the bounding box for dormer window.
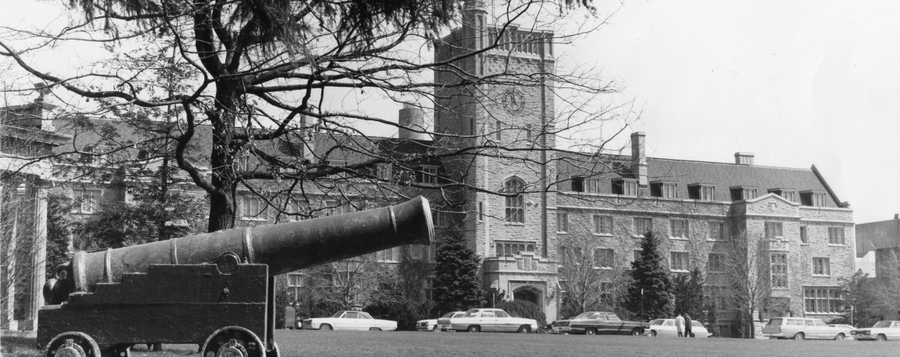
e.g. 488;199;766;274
768;188;797;203
730;186;758;201
650;181;677;199
800;190;827;207
571;176;602;193
612;178;639;197
688;184;716;201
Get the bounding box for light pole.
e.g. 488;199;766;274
640;288;645;321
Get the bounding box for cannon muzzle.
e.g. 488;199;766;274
67;196;433;292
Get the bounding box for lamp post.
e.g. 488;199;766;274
640;288;645;321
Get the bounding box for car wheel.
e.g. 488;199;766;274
631;328;642;336
793;332;804;340
649;331;657;337
320;324;332;331
876;334;886;341
517;326;531;333
834;333;844;341
585;328;596;336
467;325;480;333
369;327;382;332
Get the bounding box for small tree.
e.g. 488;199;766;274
835;271;880;328
433;229;485;313
673;267;705;318
305;255;390;310
724;229;772;339
557;236;604;317
624;232;673;321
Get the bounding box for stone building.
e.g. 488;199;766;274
856;215;900;280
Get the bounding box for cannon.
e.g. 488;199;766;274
37;196;434;357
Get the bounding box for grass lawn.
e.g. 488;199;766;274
4;330;897;357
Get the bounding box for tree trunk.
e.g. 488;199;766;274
206;80;240;232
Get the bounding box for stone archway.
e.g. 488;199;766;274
513;285;542;308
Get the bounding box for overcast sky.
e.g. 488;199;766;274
3;1;898;224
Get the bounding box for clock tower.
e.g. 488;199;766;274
434;0;559;321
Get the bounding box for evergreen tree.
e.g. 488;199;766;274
433;229;485;313
624;232;673;320
673;267;705;318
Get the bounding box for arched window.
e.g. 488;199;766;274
504;177;525;223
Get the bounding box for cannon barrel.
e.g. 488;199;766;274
68;196;433;292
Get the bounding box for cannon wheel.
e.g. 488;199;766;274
201;326;265;357
45;332;101;357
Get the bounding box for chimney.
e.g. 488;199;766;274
734;152;754;165
398;104;429;141
630;132;647;186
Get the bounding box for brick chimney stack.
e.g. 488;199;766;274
734;152;754;165
630;132;647;186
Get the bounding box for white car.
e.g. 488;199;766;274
852;320;900;341
418;311;466;332
301;311;397;331
762;317;849;340
645;319;709;338
448;308;538;333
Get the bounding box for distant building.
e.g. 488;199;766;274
856;215;900;280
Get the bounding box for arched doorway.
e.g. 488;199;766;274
513;286;541;307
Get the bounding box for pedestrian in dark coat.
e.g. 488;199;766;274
684;313;693;338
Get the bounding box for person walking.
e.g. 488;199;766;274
675;313;685;337
684;313;693;338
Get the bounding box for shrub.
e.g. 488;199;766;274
366;298;435;331
496;300;546;327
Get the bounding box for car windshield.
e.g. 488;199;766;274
331;311;345;318
649;319;663;326
873;321;891;328
767;318;781;326
441;312;457;318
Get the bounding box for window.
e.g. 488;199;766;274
688;184;716;201
322;199;341;216
377;163;393;180
495;121;503;141
612;179;639;197
813;257;830;276
670;251;690;272
730;186;758;201
326;160;347;178
770;253;788;288
427;243;440;263
410;245;425;261
633;217;652;236
651;182;677;198
707;253;725;273
376;247;401;262
496;240;536;257
764;221;783;239
73;189;101;214
477;202;484;222
705;285;730;310
287;273;306;303
594;248;614;269
557;212;568;233
708;221;725;241
803;287;841;314
769;189;797;203
828;227;845;245
504;177;525;224
600;282;613;302
435;211;451;227
584;178;603;193
801;191;827;207
670;220;689;238
418;166;439;184
630;249;642;267
800;226;808;244
424;278;435;300
525;124;532;139
241;196;268;220
593;215;613;235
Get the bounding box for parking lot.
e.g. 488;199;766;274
4;330;899;357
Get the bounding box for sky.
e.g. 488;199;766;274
2;0;898;224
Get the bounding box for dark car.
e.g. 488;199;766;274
567;311;648;336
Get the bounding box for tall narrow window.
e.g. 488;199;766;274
813;257;831;276
557;212;568;233
764;221;783;239
800;226;808;244
707;253;725;273
477;202;484;222
633;217;652;236
708;221;725;241
670;220;689;238
670;252;690;272
770;253;788;288
504;177;525;224
594;249;614;269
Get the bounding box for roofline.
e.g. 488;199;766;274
647;156;815;172
810;164;845;207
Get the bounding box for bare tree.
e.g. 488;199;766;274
723;229;774;339
0;0;633;233
557;235;629;317
305;254;392;310
873;248;900;319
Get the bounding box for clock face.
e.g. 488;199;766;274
501;88;525;114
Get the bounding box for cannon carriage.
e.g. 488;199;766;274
38;196;434;357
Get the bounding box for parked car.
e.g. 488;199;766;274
852;320;900;341
301;311;397;331
448;308;538;333
417;311;465;332
645;319;709;338
762;317;849;340
829;324;856;340
565;311;647;336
